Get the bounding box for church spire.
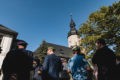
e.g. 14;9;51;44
70;14;76;28
68;15;78;37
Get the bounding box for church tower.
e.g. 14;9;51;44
68;16;80;48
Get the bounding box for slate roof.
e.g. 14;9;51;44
0;24;18;37
46;42;73;58
34;41;73;58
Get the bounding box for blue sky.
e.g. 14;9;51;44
0;0;118;51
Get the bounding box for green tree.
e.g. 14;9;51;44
34;40;48;63
79;1;120;56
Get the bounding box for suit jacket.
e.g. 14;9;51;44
2;49;33;80
92;46;116;80
42;54;62;80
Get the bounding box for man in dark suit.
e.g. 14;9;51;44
42;47;63;80
2;40;33;80
92;38;116;80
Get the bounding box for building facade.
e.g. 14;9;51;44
0;25;18;68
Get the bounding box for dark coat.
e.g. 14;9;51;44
92;46;116;80
116;63;120;80
42;54;63;80
2;49;33;80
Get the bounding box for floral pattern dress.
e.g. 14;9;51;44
68;54;89;80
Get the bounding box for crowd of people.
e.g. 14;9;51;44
0;38;120;80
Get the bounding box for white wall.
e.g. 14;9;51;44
0;35;13;79
0;35;13;68
68;35;80;48
1;36;13;55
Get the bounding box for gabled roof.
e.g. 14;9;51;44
0;24;18;37
46;42;73;58
34;41;73;58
